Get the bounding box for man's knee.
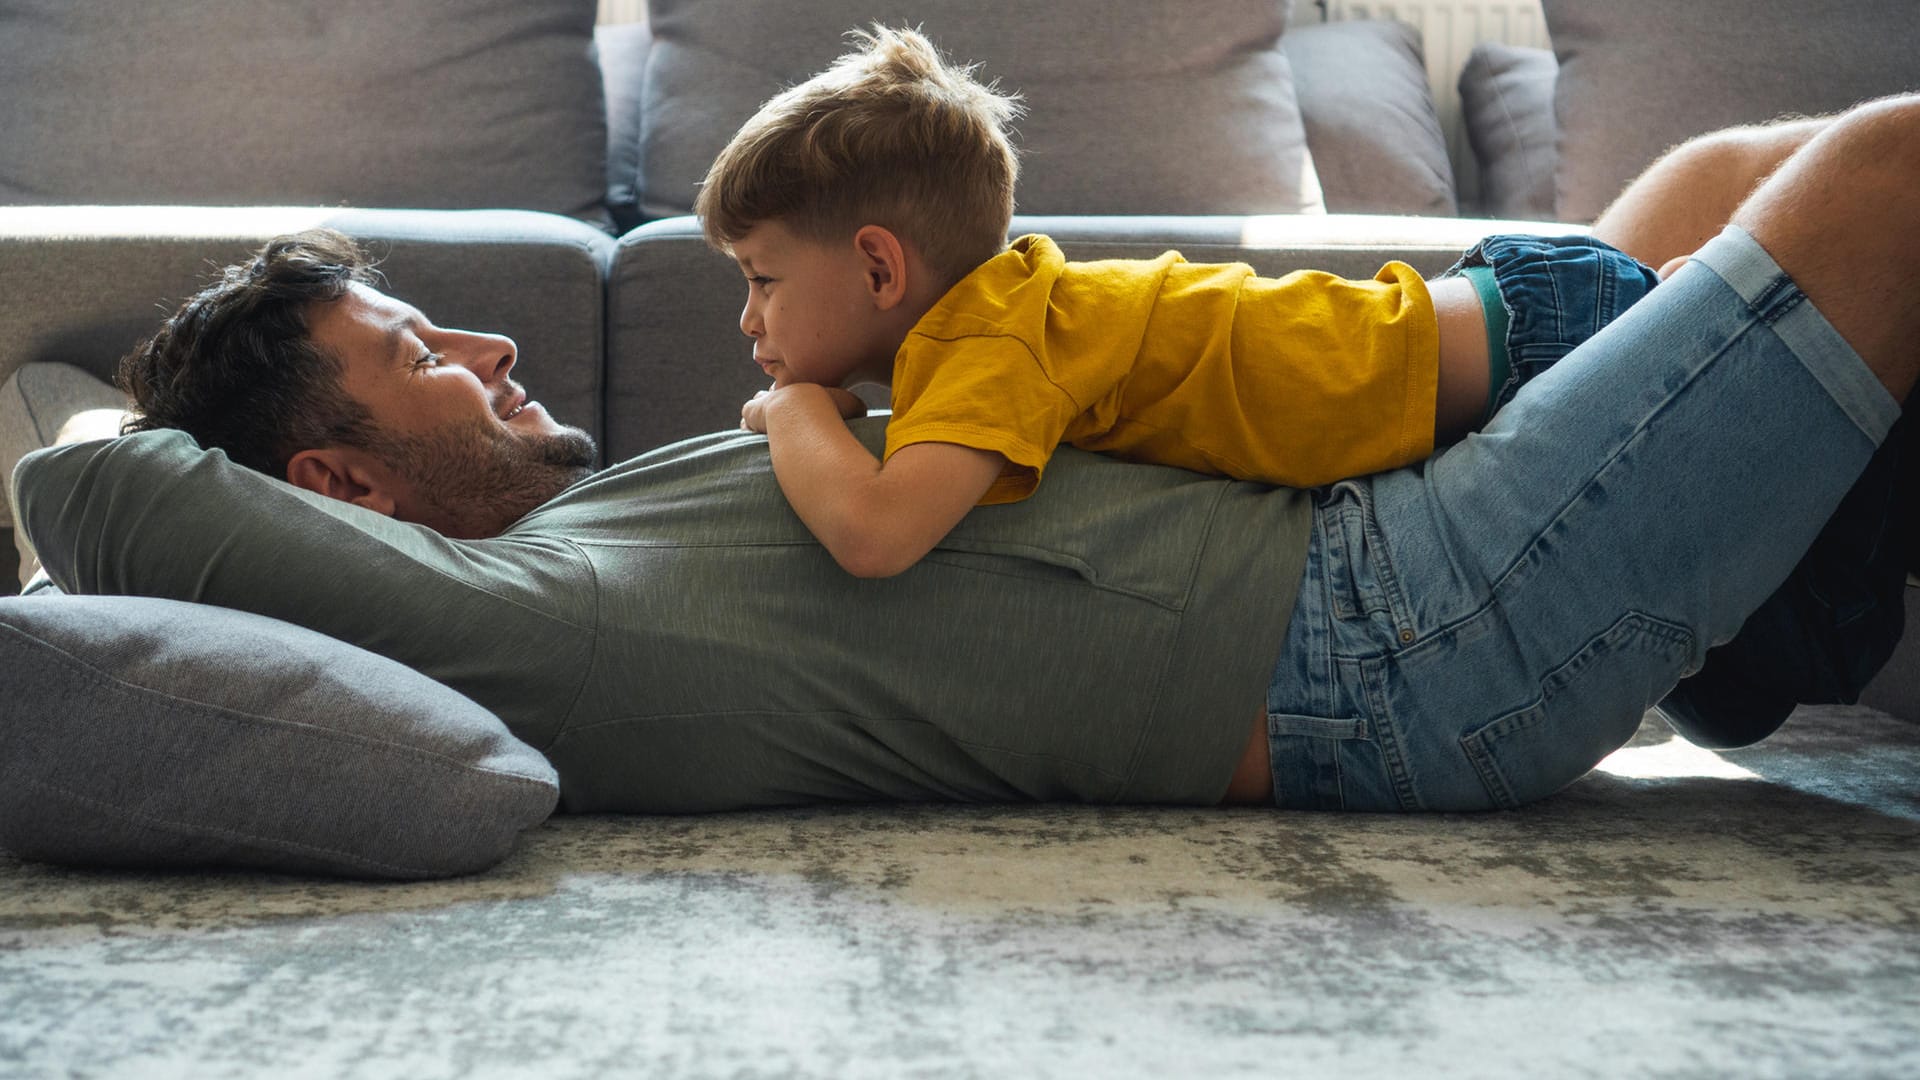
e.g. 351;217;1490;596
1729;92;1920;397
1662;115;1829;185
1819;93;1920;170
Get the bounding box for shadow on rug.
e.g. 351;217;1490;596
3;707;1917;1079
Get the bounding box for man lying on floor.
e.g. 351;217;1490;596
13;95;1920;813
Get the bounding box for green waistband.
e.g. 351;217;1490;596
1460;264;1510;419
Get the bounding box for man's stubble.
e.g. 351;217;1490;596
365;416;597;539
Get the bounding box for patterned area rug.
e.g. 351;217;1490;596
3;707;1918;1079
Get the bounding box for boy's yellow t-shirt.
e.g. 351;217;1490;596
884;233;1440;504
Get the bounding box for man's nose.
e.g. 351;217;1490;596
456;332;518;382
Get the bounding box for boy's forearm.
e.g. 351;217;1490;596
761;384;883;523
760;385;998;578
761;386;915;576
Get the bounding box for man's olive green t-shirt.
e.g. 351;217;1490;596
14;421;1311;812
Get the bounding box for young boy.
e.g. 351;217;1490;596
697;26;1662;578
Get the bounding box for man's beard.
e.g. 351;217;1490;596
363;416;597;539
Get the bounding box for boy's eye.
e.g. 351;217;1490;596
748;275;773;288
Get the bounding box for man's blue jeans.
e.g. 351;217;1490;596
1264;226;1900;811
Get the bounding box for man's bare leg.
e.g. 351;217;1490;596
1728;94;1920;401
1591;115;1830;271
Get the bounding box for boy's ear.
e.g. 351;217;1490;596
285;447;400;519
852;224;910;310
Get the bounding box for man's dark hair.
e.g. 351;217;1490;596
119;229;384;477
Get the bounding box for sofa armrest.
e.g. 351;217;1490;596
0;206;615;449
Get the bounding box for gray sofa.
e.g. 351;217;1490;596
3;0;1916;876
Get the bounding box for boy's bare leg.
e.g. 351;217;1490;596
1591;115;1830;270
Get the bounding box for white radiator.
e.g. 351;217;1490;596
597;0;647;24
1318;0;1550;203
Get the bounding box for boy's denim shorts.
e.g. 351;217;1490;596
1262;227;1899;811
1446;233;1665;414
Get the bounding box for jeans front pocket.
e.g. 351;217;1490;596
1459;612;1694;809
1318;482;1410;637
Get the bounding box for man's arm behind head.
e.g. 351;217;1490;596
13;427;594;751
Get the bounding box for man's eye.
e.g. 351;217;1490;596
414;352;444;367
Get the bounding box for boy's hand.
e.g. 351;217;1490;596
741;384;868;433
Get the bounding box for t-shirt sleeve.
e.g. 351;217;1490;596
12;429;595;700
883;332;1081;505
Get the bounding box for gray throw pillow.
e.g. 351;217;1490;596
0;595;559;879
1542;0;1920;223
1458;42;1558;221
1282;20;1457;216
0;0;610;226
598;21;654;234
638;0;1323;219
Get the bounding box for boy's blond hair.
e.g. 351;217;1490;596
696;25;1021;289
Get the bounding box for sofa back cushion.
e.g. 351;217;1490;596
1542;0;1920;223
0;0;610;225
635;0;1323;220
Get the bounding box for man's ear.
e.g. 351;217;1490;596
852;224;911;310
284;447;399;518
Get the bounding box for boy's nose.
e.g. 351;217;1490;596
739;299;763;339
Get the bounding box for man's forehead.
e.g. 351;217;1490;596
338;281;423;325
315;284;425;340
309;283;428;375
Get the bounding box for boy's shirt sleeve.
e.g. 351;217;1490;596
883;234;1122;506
884;327;1079;505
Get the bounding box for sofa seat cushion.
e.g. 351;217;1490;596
636;0;1323;219
605;212;1519;458
0;0;611;226
0;594;559;879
